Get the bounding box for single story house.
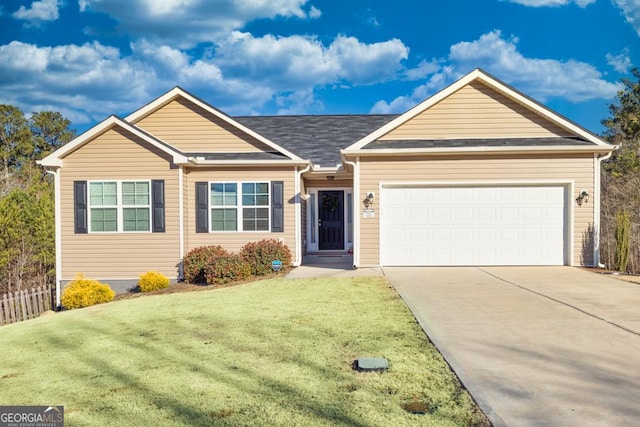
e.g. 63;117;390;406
39;69;614;306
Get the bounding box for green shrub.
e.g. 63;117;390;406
240;239;292;276
138;271;170;292
61;273;115;309
205;254;252;285
183;245;228;283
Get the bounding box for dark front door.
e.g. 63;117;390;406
318;190;344;250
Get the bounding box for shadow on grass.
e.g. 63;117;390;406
42;311;371;426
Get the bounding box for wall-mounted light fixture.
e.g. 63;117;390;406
576;190;589;206
363;192;375;208
326;176;335;181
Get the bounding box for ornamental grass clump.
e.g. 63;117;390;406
61;273;115;309
138;271;170;292
183;245;228;283
240;239;292;276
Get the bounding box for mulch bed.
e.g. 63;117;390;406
114;269;292;301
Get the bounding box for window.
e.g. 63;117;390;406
210;183;237;231
209;182;269;232
89;182;117;232
122;182;150;231
89;181;150;232
242;182;269;231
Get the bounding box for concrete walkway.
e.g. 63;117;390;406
285;254;383;279
384;266;640;427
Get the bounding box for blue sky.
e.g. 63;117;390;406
0;0;638;135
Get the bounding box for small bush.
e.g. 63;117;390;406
240;239;292;276
205;254;252;285
138;271;170;292
61;273;115;309
183;245;228;283
615;210;632;272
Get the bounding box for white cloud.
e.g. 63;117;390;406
607;49;633;73
506;0;640;36
215;32;408;89
79;0;319;48
405;59;441;81
12;0;61;22
0;41;153;123
371;30;620;114
504;0;595;7
308;5;322;18
612;0;640;36
0;31;408;124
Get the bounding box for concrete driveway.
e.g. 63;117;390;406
384;266;640;427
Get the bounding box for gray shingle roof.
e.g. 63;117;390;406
364;137;594;150
234;115;397;167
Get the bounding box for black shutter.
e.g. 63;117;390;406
196;182;209;233
74;181;88;234
271;181;284;232
152;180;165;233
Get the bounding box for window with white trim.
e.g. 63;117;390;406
210;182;270;231
89;181;150;232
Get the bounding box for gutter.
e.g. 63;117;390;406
43;167;62;309
294;163;312;266
186;157;308;167
594;148;616;267
341;145;615;157
342;157;360;268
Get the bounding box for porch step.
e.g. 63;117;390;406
303;254;353;265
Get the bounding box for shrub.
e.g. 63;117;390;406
183;245;228;283
138;271;170;292
240;239;292;276
205;254;252;285
61;273;115;309
615;210;631;272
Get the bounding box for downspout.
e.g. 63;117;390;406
342;157;359;268
594;150;614;268
294;163;312;266
178;165;185;280
45;168;62;309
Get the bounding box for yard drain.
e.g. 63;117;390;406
402;401;429;415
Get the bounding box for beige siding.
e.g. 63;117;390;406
304;179;353;189
135;98;273;153
358;154;595;267
60;127;181;280
183;167;297;255
381;82;572;140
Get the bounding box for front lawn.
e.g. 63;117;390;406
0;277;487;426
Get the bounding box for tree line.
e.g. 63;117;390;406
600;68;640;273
0;106;75;293
0;70;639;294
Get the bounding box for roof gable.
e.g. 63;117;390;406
38;115;188;167
381;80;571;140
126;87;303;161
345;69;612;153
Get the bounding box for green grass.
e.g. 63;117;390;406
0;277;487;426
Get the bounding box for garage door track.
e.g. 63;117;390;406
384;266;640;427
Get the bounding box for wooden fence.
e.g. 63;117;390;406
0;285;52;326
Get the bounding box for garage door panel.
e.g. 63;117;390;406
381;185;566;266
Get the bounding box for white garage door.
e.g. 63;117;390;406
380;186;567;266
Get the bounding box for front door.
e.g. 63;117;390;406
318;190;344;250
